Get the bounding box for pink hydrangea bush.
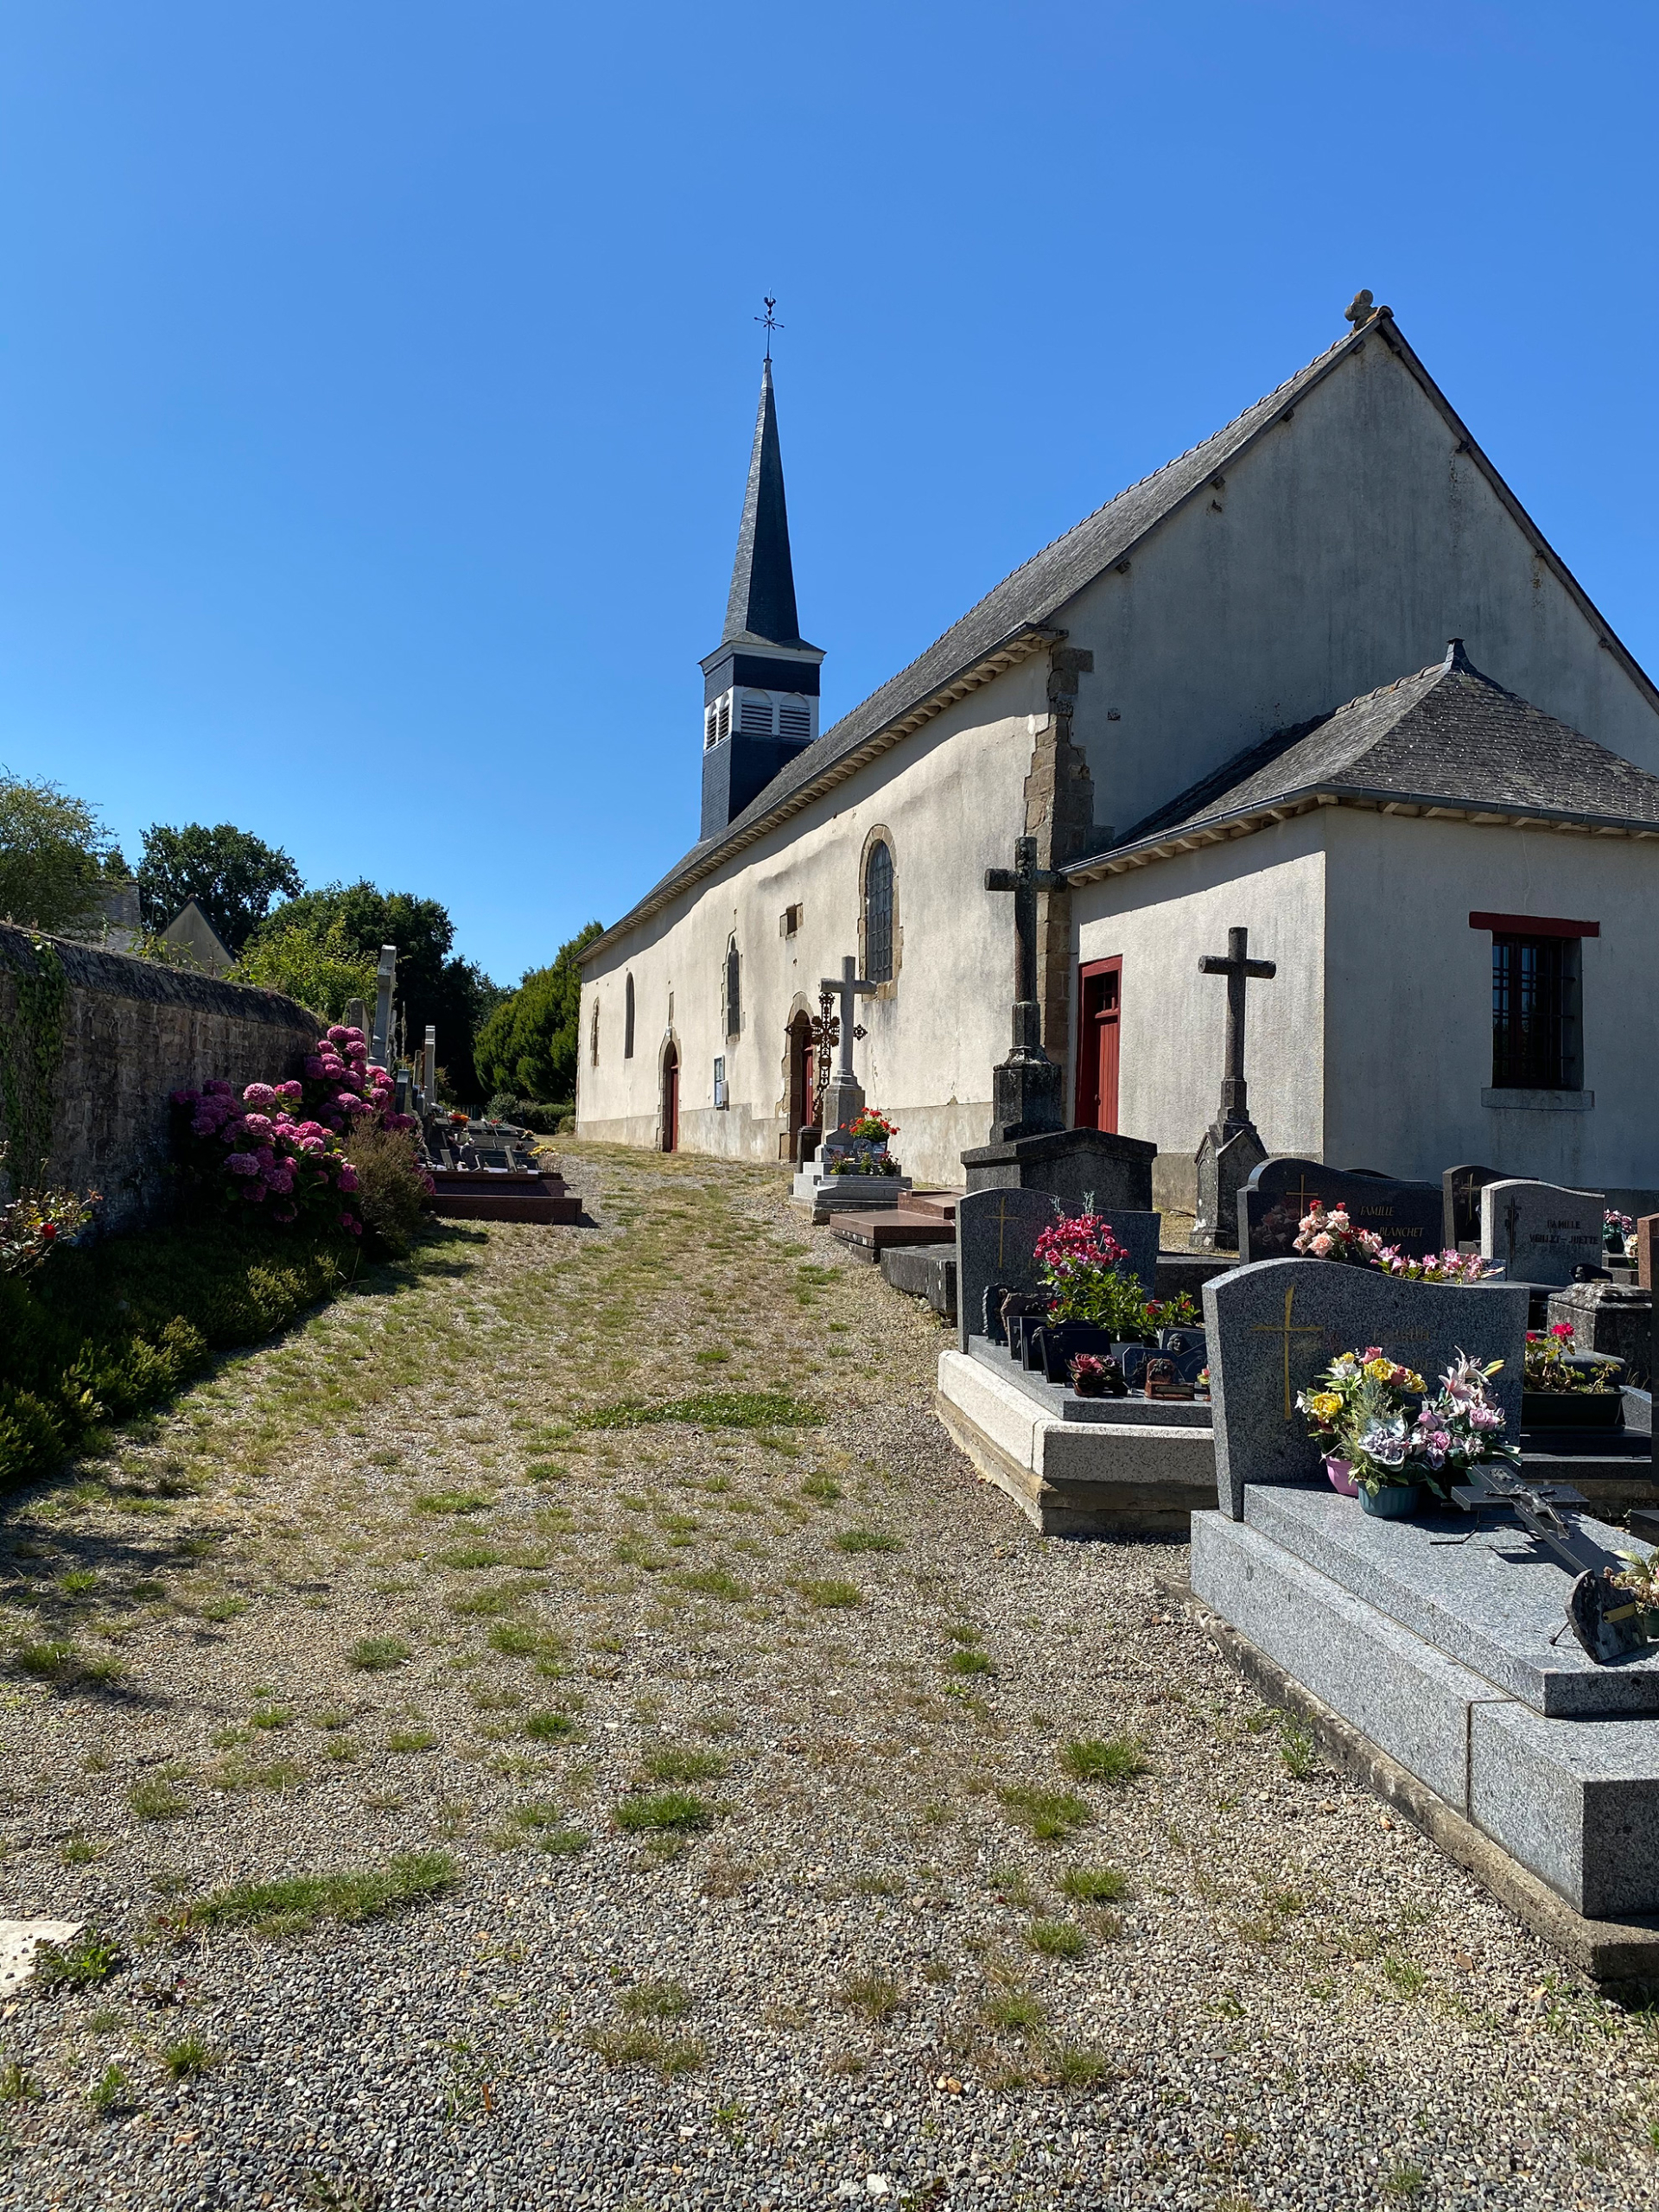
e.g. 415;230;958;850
171;1027;418;1236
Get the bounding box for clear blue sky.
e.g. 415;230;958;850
2;2;1654;985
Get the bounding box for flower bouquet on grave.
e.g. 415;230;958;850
827;1110;901;1176
1297;1348;1517;1516
1522;1321;1621;1428
1034;1211;1157;1387
1293;1202;1497;1282
1605;1209;1637;1262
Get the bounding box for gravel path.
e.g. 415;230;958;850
1;1142;1656;2211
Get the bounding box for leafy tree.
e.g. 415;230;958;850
0;772;114;934
137;823;303;952
234;918;378;1021
474;923;605;1105
243;880;503;1101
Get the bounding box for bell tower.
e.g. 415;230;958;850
699;356;824;839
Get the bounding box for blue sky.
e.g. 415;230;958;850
1;1;1654;984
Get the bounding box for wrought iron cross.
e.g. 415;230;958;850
755;296;783;362
1198;925;1276;1131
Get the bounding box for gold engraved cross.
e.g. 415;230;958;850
1252;1281;1325;1420
992;1195;1021;1269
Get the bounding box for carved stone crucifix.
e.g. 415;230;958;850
817;954;876;1133
1197;925;1276;1136
985;834;1066;1055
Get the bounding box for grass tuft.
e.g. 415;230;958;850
32;1925;123;1991
1027;1918;1089;1959
1060;1864;1131;1904
613;1790;715;1834
583;2023;704;2075
181;1850;456;1937
619;1978;691;2018
348;1637;412;1672
129;1777;189;1822
1060;1736;1149;1786
673;1568;749;1600
162;2032;215;2079
524;1710;575;1741
999;1787;1092;1843
414;1492;492;1516
796;1578;861;1610
838;1971;905;2024
641;1746;728;1783
577;1391;822;1432
834;1528;901;1554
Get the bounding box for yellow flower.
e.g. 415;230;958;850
1364;1358;1394;1382
1307;1392;1344;1421
1402;1370;1426;1393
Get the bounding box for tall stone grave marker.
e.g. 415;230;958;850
370;945;397;1068
955;1186;1058;1354
1192;926;1276;1251
1202;1258;1528;1518
1240;1160;1443;1263
1443;1164;1504;1250
1480;1179;1604;1287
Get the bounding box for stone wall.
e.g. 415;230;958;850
0;923;319;1230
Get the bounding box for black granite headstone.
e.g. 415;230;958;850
1238;1159;1443;1265
955;1186;1058;1354
1443;1164;1505;1250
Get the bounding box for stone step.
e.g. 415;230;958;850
903;1189;963;1223
830;1210;956;1261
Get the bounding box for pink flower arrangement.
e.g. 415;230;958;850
1293;1202;1497;1283
170;1026;412;1236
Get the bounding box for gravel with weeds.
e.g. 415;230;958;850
0;1141;1656;2208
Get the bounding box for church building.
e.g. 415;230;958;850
576;301;1659;1211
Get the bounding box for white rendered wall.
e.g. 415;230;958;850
577;658;1050;1185
1321;810;1659;1188
1051;338;1659;840
1071;818;1327;1173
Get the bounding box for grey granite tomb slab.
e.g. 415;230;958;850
965;1336;1213;1426
1192;1510;1659;1917
1243;1484;1659;1716
1480;1178;1604;1287
955;1186;1058;1354
1239;1159;1443;1264
1202;1257;1528;1518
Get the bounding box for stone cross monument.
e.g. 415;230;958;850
423;1025;436;1113
1192;925;1276;1251
983;835;1067;1141
817;955;876;1135
370;945;397;1070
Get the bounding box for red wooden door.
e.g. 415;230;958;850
1075;959;1122;1134
663;1046;679;1152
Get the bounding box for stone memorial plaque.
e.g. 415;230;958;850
955;1187;1058;1354
1442;1163;1505;1250
1480;1179;1604;1287
1202;1257;1528;1518
1239;1160;1443;1264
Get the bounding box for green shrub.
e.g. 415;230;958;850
0;1219;354;1493
343;1122;429;1260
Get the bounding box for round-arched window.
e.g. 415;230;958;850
864;840;894;982
624;974;635;1059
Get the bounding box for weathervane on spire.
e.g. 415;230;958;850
755;296;783;363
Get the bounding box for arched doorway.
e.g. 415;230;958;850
661;1040;679;1153
785;1008;815;1157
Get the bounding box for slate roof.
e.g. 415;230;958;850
1072;643;1659;877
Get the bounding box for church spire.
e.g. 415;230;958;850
722;359;804;648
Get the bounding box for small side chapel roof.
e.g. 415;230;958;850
1069;643;1659;881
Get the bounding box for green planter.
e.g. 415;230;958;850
1360;1482;1421;1519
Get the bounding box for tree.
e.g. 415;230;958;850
242;880;504;1101
0;772;114;934
234;918;378;1021
474;922;605;1105
137;823;303;952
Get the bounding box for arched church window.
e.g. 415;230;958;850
864;839;894;983
590;998;600;1067
624;975;635;1059
724;936;741;1039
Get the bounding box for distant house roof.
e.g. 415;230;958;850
583;309;1658;963
1068;642;1659;882
161;897;235;976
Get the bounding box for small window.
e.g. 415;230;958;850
589;998;600;1067
724;936;741;1038
779;902;803;938
864;840;894;983
714;1056;728;1109
740;696;774;735
1492;936;1580;1090
624;974;635;1059
778;703;810;741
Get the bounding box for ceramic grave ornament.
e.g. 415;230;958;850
1480;1179;1604;1287
1240;1160;1443;1264
1202;1256;1528;1519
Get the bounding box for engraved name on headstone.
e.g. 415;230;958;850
1202;1257;1528;1519
1239;1160;1443;1264
1479;1179;1604;1287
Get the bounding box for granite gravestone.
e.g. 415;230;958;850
1443;1164;1505;1251
1238;1160;1443;1264
955;1186;1058;1354
1201;1257;1528;1519
1092;1209;1161;1302
1480;1179;1604;1287
1635;1213;1659;1294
